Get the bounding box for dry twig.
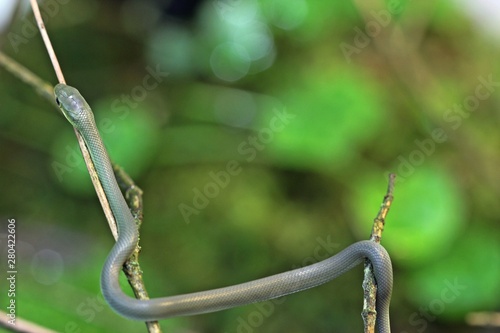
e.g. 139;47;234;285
361;173;396;333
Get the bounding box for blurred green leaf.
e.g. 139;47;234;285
264;69;386;171
407;227;500;319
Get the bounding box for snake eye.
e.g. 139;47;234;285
55;97;61;106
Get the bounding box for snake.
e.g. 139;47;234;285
54;83;393;332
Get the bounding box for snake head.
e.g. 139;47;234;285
54;83;92;126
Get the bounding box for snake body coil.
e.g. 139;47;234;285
55;83;393;332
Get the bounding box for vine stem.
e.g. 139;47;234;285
29;0;65;84
362;173;395;333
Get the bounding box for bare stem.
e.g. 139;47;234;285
113;164;162;332
28;0;120;239
29;0;65;83
362;173;395;333
0;52;54;103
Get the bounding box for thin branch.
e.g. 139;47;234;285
369;173;395;243
27;0;119;238
26;1;120;241
114;164;162;333
362;173;396;333
0;310;58;333
29;0;65;83
0;52;54;103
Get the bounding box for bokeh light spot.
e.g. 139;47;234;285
31;249;64;285
210;42;251;82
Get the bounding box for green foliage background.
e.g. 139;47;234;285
1;1;499;332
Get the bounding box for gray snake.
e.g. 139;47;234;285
54;83;393;332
